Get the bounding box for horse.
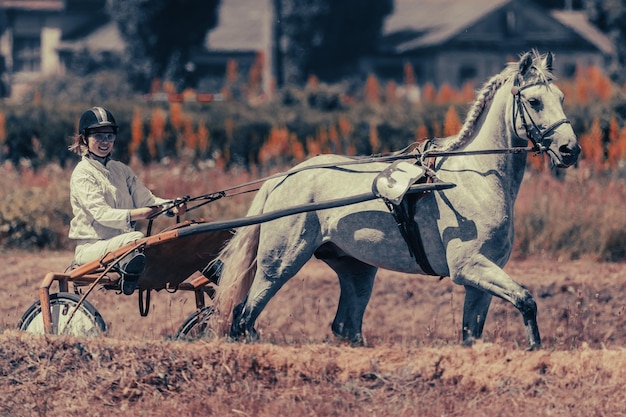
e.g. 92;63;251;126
213;51;580;350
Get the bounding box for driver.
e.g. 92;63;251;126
68;106;185;295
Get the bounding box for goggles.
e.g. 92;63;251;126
89;132;116;143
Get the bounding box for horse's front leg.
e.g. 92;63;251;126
452;256;541;350
519;290;541;350
462;285;492;345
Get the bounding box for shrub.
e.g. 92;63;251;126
514;170;626;261
0;164;72;249
4;66;626;175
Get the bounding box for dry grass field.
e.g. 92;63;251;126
1;250;625;416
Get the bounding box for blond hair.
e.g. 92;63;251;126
68;133;88;156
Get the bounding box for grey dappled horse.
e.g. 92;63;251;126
214;51;580;349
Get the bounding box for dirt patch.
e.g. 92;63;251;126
1;251;625;416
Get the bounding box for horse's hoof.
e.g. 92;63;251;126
350;336;365;347
462;336;477;347
245;330;259;343
228;323;246;341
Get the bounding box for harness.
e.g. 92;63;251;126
152;82;571;277
372;140;441;276
372;79;573;277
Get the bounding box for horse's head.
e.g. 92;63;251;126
511;51;581;168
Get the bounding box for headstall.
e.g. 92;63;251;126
511;79;571;153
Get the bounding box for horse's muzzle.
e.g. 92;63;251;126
555;142;581;168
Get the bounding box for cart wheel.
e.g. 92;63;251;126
175;307;215;340
18;292;107;336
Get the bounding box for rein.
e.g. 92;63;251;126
157;144;542;216
158;81;570;213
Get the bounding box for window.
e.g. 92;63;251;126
459;65;477;85
505;10;518;37
13;36;41;72
562;63;577;78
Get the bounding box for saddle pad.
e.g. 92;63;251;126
372;160;426;205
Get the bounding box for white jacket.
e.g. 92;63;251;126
69;157;168;242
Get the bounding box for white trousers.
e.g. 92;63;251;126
73;231;145;265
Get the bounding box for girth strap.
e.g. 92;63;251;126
384;194;438;276
380;138;439;276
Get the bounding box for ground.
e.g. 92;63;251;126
1;251;625;416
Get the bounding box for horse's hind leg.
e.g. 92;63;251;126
322;256;377;346
462;285;492;345
230;272;287;341
230;230;317;342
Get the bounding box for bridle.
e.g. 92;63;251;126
511;79;571;153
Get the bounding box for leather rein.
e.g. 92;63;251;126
157;80;571;215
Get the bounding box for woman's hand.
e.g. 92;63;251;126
130;206;162;221
169;202;187;216
165;197;187;217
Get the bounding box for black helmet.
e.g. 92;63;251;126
79;106;118;135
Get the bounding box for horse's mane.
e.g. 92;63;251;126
439;50;554;152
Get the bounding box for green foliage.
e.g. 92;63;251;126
0;105;132;168
24;70;138;103
276;0;393;84
311;0;394;82
3;67;624;171
106;0;221;91
585;0;626;83
0;70;137;165
0;71;621;258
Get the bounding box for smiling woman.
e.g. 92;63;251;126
86;128;117;158
67;106;187;295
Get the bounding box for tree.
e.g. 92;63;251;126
107;0;220;92
540;0;585;9
585;0;626;83
276;0;393;85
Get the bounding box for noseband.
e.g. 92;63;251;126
511;80;571;152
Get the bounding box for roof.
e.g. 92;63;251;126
383;0;615;56
0;0;63;10
57;21;124;53
57;0;273;55
204;0;272;52
56;0;275;56
383;0;509;53
551;10;615;55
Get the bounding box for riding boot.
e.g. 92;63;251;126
201;259;223;284
118;250;146;295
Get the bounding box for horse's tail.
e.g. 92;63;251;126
212;183;269;334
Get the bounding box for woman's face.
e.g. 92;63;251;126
86;127;116;158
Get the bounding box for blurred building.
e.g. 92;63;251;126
367;0;615;88
197;0;274;96
0;0;616;99
0;0;108;98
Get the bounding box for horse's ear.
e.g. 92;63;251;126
518;52;533;76
543;51;554;73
